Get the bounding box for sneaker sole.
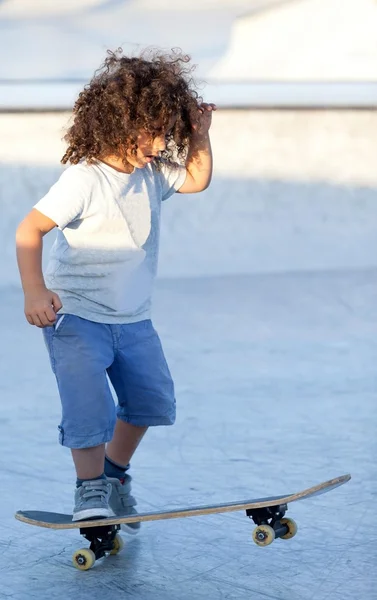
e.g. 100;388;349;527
121;523;140;535
72;508;112;522
108;508;140;535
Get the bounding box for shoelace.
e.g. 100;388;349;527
81;481;109;501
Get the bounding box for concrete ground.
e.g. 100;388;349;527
0;268;375;598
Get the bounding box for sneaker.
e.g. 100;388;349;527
107;474;141;535
72;479;112;521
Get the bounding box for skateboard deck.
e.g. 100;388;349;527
15;473;350;570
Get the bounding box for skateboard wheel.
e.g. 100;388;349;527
110;533;125;555
280;518;298;540
72;548;96;571
252;524;275;547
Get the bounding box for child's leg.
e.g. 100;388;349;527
43;315;117;519
105;319;175;532
72;444;106;480
106;421;148;468
106;319;175;475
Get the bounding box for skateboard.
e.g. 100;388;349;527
15;473;350;571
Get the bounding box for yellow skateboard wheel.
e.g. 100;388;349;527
110;533;125;555
252;524;275;546
72;548;96;571
280;518;298;539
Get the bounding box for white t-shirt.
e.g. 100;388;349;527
34;159;187;323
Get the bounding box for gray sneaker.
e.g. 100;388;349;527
72;479;112;521
108;475;141;535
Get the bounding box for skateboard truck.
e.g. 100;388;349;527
73;524;124;569
246;503;297;546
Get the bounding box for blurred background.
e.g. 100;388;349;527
0;0;376;282
0;2;377;597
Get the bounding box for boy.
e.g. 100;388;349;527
15;48;216;528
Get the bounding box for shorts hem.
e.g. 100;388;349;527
116;413;176;427
59;426;115;449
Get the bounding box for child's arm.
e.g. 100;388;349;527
16;209;62;327
178;102;217;194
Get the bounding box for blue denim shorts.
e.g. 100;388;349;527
43;315;176;449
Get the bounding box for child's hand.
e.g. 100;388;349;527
24;287;63;328
192;102;217;136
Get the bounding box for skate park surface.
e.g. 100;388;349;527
0;108;376;598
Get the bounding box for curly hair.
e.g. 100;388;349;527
61;48;201;168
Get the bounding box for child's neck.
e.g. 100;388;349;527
100;155;134;174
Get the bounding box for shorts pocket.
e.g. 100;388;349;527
54;314;66;332
52;314;71;336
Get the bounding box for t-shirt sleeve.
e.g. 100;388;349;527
33;165;92;229
157;160;187;201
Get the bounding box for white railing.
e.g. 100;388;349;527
0;80;376;111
